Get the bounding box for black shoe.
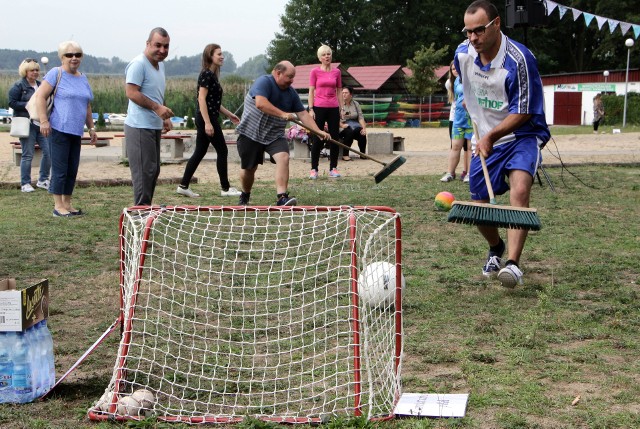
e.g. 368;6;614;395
276;193;297;206
238;192;250;206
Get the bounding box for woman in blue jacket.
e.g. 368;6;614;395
8;59;51;192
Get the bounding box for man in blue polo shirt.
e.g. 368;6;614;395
235;61;329;206
454;0;550;288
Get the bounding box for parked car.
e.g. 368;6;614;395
107;113;127;125
170;116;188;128
0;108;13;124
92;113;111;125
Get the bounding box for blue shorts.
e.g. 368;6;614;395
451;126;473;141
469;137;541;201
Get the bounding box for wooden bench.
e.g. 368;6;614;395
10;137;113;166
393;136;405;151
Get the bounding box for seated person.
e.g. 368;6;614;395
339;86;367;161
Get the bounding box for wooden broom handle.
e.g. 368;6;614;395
473;122;496;203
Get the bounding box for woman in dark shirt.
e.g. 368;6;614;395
177;43;240;198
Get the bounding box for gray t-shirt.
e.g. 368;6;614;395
236;74;305;145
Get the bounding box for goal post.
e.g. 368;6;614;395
89;205;404;424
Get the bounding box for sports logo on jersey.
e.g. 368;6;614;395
474;86;505;111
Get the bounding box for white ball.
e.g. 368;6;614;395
131;388;156;410
95;391;113;412
357;261;405;307
117;395;142;417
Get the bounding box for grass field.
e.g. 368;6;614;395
0;164;639;429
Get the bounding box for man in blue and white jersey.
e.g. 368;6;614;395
235;61;329;206
454;0;550;288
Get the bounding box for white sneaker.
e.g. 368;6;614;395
497;264;524;288
36;180;50;190
463;175;470;183
176;186;200;198
21;184;35;193
221;187;242;197
440;172;455;182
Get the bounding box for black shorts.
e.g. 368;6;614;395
237;134;289;169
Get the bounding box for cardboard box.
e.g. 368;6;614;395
0;278;49;332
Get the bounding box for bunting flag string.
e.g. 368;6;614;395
545;0;640;40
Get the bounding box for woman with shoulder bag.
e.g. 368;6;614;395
34;41;97;217
7;58;51;193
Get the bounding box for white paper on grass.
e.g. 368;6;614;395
393;393;469;418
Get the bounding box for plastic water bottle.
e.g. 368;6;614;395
38;321;56;393
0;336;13;397
11;332;34;403
0;332;17;403
27;324;42;398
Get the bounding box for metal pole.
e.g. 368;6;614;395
623;39;634;128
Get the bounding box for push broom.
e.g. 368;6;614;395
447;123;541;231
291;119;406;183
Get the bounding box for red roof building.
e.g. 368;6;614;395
346;65;408;93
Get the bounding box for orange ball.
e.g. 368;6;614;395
434;191;455;211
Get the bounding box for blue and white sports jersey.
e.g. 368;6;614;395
454;33;550;147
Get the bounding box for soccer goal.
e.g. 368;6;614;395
89;205;403;424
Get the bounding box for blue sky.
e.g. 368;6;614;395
0;0;289;65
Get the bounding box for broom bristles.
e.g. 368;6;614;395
447;201;541;231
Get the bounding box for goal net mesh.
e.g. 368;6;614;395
89;206;403;424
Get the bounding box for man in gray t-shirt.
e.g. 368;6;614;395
124;27;174;206
235;61;328;206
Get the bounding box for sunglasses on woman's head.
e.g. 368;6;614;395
23;58;38;63
64;53;83;58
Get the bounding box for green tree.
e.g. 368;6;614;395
235;54;269;79
406;43;450;97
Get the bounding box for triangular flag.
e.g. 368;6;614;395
546;0;558;14
620;22;632;36
634;25;640;39
595;16;607;30
572;8;582;21
583;13;595;27
558;6;568;19
608;19;619;34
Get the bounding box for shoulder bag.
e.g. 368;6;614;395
25;67;62;123
9;116;31;138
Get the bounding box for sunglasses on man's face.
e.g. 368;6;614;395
64;52;83;58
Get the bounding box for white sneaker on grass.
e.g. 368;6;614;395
482;255;502;278
221;187;242;197
176;186;200;198
440;172;455;182
21;184;35;193
497;264;524;288
36;180;50;190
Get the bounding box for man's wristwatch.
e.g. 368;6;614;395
89;128;96;133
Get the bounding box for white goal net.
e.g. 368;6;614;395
89;205;403;424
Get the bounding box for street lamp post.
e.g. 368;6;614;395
623;38;634;128
603;70;609;83
40;56;49;74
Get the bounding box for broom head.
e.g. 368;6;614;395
447;201;541;231
373;156;406;183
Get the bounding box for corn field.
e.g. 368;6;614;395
0;72;251;120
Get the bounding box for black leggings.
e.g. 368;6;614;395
310;106;340;171
593;118;602;132
180;115;230;190
340;126;366;156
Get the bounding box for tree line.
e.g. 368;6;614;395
0;49;269;79
266;0;639;74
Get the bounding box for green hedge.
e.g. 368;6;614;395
602;93;640;126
